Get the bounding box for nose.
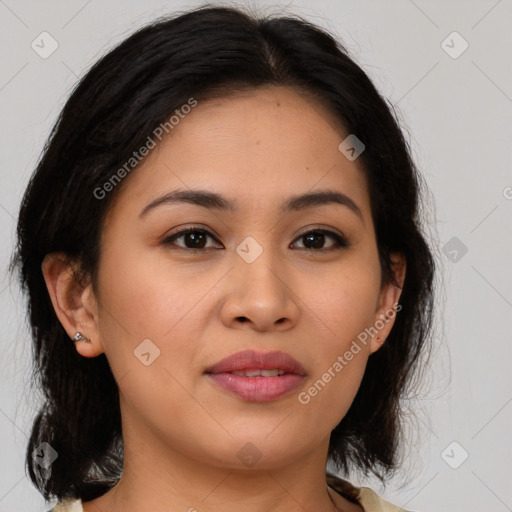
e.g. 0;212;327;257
219;239;300;332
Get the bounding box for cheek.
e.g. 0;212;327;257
299;292;374;433
94;240;217;383
97;236;184;331
93;241;180;375
298;261;380;420
315;259;381;343
298;354;367;440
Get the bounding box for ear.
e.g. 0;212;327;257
41;252;104;358
369;252;406;354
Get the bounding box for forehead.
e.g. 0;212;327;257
107;85;371;223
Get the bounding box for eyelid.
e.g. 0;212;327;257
293;225;347;241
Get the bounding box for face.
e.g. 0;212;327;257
60;85;404;470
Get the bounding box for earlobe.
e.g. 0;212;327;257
369;252;406;354
41;252;104;358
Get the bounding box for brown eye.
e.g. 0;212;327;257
163;228;221;250
292;230;349;251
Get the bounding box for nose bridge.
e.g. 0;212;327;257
234;233;284;292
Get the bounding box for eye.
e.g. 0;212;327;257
162;227;221;250
291;229;349;251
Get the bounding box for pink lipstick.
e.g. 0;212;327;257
205;349;306;402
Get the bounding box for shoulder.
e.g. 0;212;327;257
47;498;83;512
326;472;413;512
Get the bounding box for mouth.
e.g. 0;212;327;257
204;350;306;402
228;368;287;377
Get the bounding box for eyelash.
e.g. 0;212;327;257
162;226;350;252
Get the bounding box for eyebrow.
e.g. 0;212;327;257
138;188;363;222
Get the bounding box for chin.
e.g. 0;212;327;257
197;433;311;470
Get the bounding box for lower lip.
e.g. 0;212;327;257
206;373;305;402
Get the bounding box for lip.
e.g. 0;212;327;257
205;349;306;375
205;350;307;402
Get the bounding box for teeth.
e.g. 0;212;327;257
261;369;280;377
230;368;286;377
240;369;262;377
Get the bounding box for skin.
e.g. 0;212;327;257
43;85;405;512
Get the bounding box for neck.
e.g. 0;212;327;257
82;412;358;512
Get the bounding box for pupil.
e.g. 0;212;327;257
187;231;205;248
305;232;324;249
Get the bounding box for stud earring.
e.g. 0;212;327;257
72;332;91;343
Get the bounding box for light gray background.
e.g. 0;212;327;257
1;1;511;511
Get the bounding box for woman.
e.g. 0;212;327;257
12;4;435;511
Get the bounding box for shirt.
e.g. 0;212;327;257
48;472;411;512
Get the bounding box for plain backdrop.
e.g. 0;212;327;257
0;1;511;511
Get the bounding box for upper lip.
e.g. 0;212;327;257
205;350;306;376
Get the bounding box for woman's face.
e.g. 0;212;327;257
82;85;403;469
